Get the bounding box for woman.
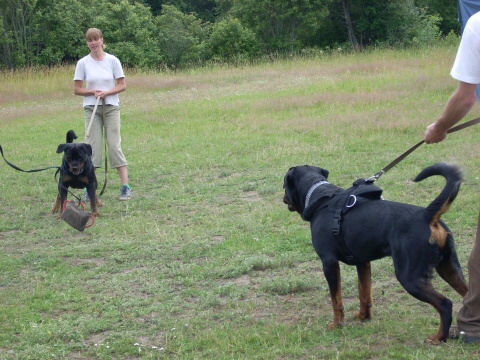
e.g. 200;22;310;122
73;28;131;201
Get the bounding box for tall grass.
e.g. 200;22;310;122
1;42;480;359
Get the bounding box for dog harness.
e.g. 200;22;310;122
303;178;383;263
331;179;383;262
329;179;383;236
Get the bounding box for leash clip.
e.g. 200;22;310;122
365;170;384;183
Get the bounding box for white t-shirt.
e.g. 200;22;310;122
451;11;480;85
74;53;125;106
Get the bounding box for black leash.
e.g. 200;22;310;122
367;116;480;182
0;145;60;173
0;145;82;203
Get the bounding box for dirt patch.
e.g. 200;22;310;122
241;191;260;202
66;257;106;268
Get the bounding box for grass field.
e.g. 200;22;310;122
2;43;480;359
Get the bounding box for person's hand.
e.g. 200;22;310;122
94;90;107;99
424;122;447;144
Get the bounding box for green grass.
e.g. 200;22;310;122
1;43;480;359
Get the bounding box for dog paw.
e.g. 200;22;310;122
424;335;445;345
91;211;100;217
353;311;372;321
328;322;343;330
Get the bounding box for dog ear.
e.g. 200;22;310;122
56;144;67;153
319;168;329;179
82;144;93;157
283;167;295;189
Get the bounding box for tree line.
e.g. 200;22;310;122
0;0;459;70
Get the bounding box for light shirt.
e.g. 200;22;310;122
74;53;125;106
451;11;480;85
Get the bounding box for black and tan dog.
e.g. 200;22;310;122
52;130;101;217
283;163;468;344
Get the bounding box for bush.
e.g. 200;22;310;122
155;5;210;68
91;0;161;68
386;1;441;46
206;17;261;62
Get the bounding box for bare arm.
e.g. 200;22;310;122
73;77;126;99
425;81;478;143
74;80;94;97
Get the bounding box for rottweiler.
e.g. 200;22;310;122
52;130;101;217
283;163;468;344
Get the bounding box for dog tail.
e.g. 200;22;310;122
66;130;77;143
413;163;463;236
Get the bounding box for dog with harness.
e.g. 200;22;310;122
0;130;98;231
283;163;468;344
52;130;102;218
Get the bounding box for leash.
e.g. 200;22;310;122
100;98;108;196
1;96;107;205
0;145;59;173
0;145;83;202
367;116;480;182
84;96;100;141
84;96;108;196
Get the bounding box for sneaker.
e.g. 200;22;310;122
463;335;480;344
119;185;131;200
449;325;480;343
84;189;90;203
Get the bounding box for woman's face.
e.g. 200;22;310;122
87;37;103;53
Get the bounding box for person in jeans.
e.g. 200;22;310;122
74;27;131;201
424;11;480;344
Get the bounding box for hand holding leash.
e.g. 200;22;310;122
368;116;480;182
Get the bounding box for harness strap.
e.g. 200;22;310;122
332;208;342;236
328;181;383;262
332;208;357;262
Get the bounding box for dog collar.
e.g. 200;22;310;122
305;181;329;208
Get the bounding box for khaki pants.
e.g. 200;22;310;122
457;211;480;336
83;105;127;169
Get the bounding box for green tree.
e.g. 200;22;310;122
0;14;11;69
34;0;88;65
213;0;234;19
230;0;333;52
416;0;459;35
141;0;216;21
90;0;160;68
329;0;442;49
206;16;261;62
155;5;209;67
384;1;441;46
0;0;38;68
